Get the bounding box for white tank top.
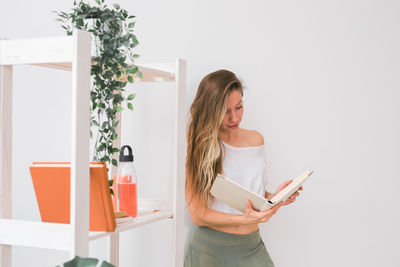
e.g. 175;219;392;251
210;141;268;214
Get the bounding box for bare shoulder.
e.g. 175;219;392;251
239;128;264;146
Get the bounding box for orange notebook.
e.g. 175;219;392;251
29;162;116;232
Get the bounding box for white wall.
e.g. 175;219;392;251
1;0;400;266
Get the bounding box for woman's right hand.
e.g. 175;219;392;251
242;199;282;224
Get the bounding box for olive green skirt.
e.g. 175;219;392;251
184;226;275;267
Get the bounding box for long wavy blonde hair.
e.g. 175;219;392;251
186;70;243;208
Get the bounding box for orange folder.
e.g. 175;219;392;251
29;162;116;232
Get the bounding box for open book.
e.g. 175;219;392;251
210;170;313;212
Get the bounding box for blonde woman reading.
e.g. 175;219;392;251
184;70;302;267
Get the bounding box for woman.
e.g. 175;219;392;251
184;70;302;267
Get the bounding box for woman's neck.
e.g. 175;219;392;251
219;128;240;144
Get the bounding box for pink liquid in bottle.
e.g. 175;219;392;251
118;183;137;218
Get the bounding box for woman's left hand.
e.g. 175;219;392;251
273;180;303;206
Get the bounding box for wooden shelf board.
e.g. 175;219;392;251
89;198;173;241
0;219;71;251
0;199;172;248
1;36;175;81
30;62;175;82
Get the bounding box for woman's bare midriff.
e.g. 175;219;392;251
208;223;259;235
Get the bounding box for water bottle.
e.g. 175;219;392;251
116;145;138;218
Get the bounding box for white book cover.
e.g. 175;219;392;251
210;170;313;212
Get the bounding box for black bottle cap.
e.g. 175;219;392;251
119;145;134;162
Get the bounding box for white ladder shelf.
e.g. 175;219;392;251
0;30;186;267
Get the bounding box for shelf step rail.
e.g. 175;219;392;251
0;30;92;264
0;38;13;267
173;59;186;267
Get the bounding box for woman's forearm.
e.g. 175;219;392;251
192;207;246;227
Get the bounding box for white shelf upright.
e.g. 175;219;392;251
0;30;186;267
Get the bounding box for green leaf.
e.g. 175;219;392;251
100;155;110;162
106;108;113;118
95;0;101;5
62;256;99;267
115;106;123;112
127;65;138;74
113;94;124;103
112;159;118;167
127;93;136;100
112;63;119;72
111;131;118;140
128;22;135;28
100;260;116;267
113;3;120;9
97;143;106;151
91;91;97;99
112;120;120;128
128;103;133;110
94;76;102;84
105;93;113;101
92;120;99;127
127;75;134;83
111;147;120;153
104;70;113;79
76;18;84;28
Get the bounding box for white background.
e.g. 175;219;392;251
1;0;399;266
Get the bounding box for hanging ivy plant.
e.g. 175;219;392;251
55;0;141;167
